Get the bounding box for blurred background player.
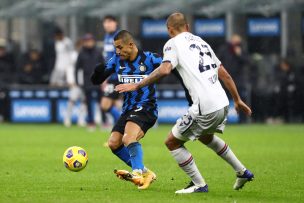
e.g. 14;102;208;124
269;58;297;123
100;15;121;128
91;30;162;190
75;33;104;130
64;39;87;127
18;49;43;84
49;27;75;87
217;34;250;123
0;38;15;87
0;38;15;122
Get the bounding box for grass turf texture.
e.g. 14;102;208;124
0;124;303;203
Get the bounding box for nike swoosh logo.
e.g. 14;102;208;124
134;107;143;112
130;115;136;117
119;66;126;69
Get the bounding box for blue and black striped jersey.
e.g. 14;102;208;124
103;30;119;62
105;50;162;115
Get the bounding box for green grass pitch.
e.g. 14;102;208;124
1;124;304;203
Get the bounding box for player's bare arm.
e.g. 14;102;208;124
115;62;172;93
218;65;252;116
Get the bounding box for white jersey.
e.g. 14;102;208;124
66;50;78;85
54;37;74;71
163;32;229;115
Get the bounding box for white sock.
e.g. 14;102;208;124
78;103;87;125
170;146;206;186
65;101;73;123
133;169;143;174
207;135;245;174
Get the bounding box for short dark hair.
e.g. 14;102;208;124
103;15;117;22
114;30;133;43
54;26;63;35
166;12;187;32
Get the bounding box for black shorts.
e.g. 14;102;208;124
112;108;157;135
103;81;119;99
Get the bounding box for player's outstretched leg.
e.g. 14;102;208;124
199;134;254;190
108;132;132;167
109;132;144;185
116;121;156;189
165;132;208;194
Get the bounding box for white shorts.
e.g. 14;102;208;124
172;106;228;141
50;69;66;86
69;86;85;102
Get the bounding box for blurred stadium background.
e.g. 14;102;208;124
0;0;304;125
1;1;304;203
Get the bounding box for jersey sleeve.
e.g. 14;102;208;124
150;53;162;69
91;55;116;85
207;44;222;68
162;39;178;69
105;55;116;72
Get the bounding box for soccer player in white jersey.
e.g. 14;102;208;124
115;12;254;194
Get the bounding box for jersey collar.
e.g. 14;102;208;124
129;50;144;63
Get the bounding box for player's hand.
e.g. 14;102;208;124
115;83;139;93
100;81;107;90
234;100;252;116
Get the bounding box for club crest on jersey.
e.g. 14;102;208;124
118;74;147;84
139;64;146;72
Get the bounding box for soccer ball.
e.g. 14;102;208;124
63;146;88;172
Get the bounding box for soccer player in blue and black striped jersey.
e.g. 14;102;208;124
100;15;121;125
91;30;162;190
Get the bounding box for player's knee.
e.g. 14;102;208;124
165;139;175;150
199;134;214;145
101;104;110;112
101;98;112;111
122;133;133;146
101;107;109;112
165;133;181;151
164;138;170;149
122;133;137;146
108;137;121;150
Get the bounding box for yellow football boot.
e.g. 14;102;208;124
114;169;144;186
138;169;157;190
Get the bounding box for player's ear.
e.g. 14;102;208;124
185;24;190;31
129;42;134;48
167;27;174;38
